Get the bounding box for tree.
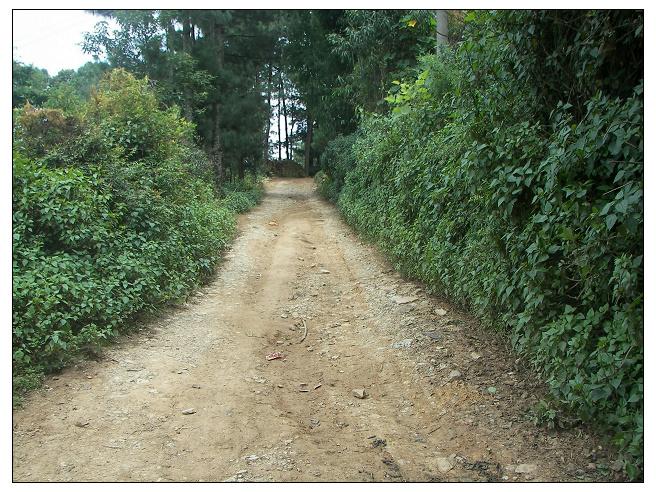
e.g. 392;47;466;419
435;10;449;46
281;10;436;173
83;9;281;183
327;10;435;112
282;10;356;173
12;61;50;108
44;61;111;113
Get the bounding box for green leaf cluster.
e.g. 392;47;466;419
327;10;643;477
13;69;262;393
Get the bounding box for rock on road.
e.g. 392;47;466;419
13;178;605;482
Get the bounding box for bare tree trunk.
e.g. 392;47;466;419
181;16;194;122
304;115;312;177
435;10;449;48
280;75;289;159
166;19;176;52
211;20;225;185
212;101;224;183
277;96;282;161
289;119;295;161
238;158;245;180
263;65;272;165
182;17;192;52
165;19;176;91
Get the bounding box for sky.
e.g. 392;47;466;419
12;10;114;75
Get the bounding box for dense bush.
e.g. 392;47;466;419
315;133;358;202
331;10;643;476
13;69;262;392
219;175;265;213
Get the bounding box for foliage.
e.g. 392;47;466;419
13;69;261;394
83;10;279;180
220;175;265;213
88;68;195;162
14;105;83;159
13;61;50;108
283;10;357;151
13;8;644;479
12;60;111;113
315;133;358;202
331;10;643;477
328;10;436;112
80;10;438;177
283;10;437;165
50;61;111;99
45;61;111;114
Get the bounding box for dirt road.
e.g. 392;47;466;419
13;178;609;482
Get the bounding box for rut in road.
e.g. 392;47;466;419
13;178;606;482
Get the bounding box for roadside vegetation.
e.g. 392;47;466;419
314;10;643;478
13;9;643;478
12;68;262;398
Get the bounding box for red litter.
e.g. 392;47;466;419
266;352;284;361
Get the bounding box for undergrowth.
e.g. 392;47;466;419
317;10;643;478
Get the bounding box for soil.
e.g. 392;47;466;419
13;178;616;482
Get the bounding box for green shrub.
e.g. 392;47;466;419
87;68;194;163
317;133;358;202
13;105;83;160
314;170;331;199
12;69;259;395
334;10;643;477
219;175;264;213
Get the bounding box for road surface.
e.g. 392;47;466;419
13;178;606;482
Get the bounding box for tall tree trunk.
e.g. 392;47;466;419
181;16;194;122
165;19;176;94
304;115;312;177
289;119;295;161
211;20;225;185
280;75;289;159
182;17;192;52
238;158;245;180
435;10;449;48
263;65;272;165
213;101;224;183
277;97;282;161
165;19;175;52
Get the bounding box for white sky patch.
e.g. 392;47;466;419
12;10;113;75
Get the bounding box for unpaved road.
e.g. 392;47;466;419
13;178;610;482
